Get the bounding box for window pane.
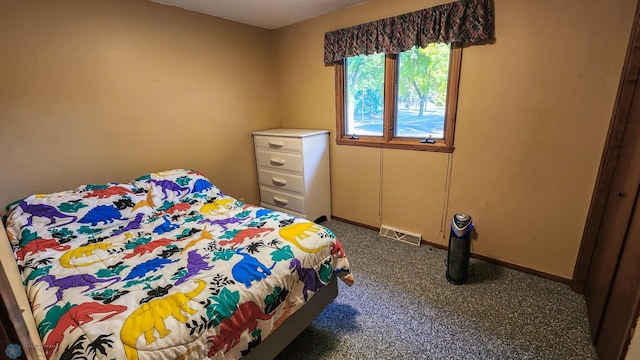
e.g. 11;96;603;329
345;53;385;136
396;44;450;139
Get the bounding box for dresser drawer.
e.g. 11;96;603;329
260;188;305;214
258;169;304;194
256;150;303;173
254;136;302;153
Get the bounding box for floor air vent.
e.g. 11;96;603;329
379;225;421;246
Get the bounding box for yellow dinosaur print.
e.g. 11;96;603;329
132;189;155;212
59;242;113;268
181;227;213;253
120;279;206;360
279;222;328;253
199;197;234;215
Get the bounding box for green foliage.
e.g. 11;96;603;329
39;302;75;338
124;236;151;250
95;264;129;278
123;274;162;288
270;245;294;262
176;176;192;186
219;229;240;240
207;287;240;325
77;226;103;236
23;265;52;285
158;200;175;212
58;201;88;213
213;249;235;261
50;227;76;243
319;261;333;283
19;229;39;247
398;44;450;113
264;286;283;306
347;53;385;118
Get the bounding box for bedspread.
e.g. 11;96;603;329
4;169;353;360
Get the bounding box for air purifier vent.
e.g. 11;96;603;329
379;225;421;246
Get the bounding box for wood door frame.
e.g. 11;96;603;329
572;0;640;294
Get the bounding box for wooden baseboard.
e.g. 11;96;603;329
331;216;572;285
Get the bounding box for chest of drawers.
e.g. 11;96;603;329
252;129;331;222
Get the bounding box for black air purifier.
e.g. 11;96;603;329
446;213;473;285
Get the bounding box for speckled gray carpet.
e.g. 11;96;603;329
275;219;597;360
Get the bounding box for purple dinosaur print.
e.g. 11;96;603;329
35;274;120;308
148;179;190;200
175;250;213;285
112;212;145;236
199;216;244;231
18;202;77;227
232;248;275;288
78;205;125;226
290;258;325;301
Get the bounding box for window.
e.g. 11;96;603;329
335;43;462;152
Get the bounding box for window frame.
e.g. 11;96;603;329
334;43;462;153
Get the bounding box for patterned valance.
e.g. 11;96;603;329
324;0;493;64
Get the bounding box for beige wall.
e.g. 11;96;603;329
0;0;279;208
273;0;636;279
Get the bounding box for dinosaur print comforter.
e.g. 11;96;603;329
4;169;353;360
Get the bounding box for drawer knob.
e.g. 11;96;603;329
270;158;286;166
272;178;287;186
269;141;284;148
273;196;288;205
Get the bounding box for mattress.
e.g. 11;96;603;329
4;169;353;360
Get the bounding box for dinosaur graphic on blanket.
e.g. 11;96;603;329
18;202;77;227
59;242;114;268
279;222;328;253
232;248;275;288
83;185;133;198
148;179;190;200
123;238;178;259
120;279;206;360
200;198;235;215
44;302;127;358
207;301;274;356
15;238;70;260
290;258;325;301
78;205;125;226
132;190;155;212
181;227;213;253
199;216;244;230
175;250;213;286
112;213;146;236
124;257;176;281
35;274;121;307
218;227;273;247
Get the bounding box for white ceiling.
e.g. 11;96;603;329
148;0;368;30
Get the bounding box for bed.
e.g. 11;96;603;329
1;169;353;359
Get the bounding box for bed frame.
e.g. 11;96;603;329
0;221;338;360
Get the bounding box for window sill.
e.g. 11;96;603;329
336;137;454;153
